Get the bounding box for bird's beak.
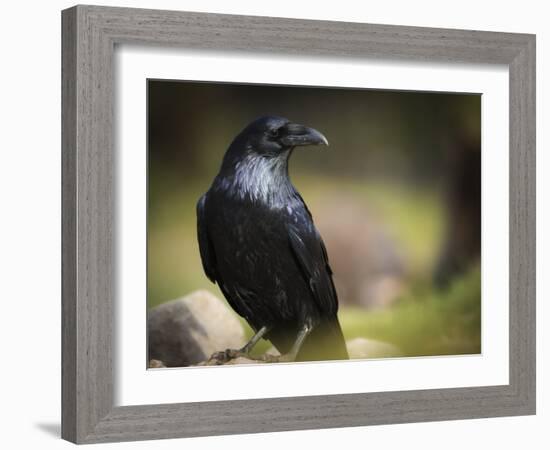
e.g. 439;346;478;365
280;123;329;148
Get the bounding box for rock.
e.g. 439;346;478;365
210;356;260;366
198;353;282;366
346;337;403;359
148;290;246;367
148;359;166;368
265;346;281;356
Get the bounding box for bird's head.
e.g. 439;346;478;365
230;115;329;158
216;116;328;201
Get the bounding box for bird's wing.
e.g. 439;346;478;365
287;223;339;316
196;194;217;283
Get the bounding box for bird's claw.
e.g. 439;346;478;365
206;348;246;365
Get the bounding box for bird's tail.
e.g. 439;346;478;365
296;318;349;362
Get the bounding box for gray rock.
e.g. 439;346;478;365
265;346;281;356
148;290;246;367
346;337;403;359
210;356;260;366
148;359;166;368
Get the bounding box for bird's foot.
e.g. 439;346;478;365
205;348;248;365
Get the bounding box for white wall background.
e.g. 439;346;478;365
0;1;546;448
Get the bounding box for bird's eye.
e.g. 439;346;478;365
267;128;280;139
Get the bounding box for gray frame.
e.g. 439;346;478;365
62;4;536;444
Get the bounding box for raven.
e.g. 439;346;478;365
197;115;348;363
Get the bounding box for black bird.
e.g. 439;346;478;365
197;115;348;362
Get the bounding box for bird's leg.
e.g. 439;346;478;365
240;325;270;355
262;322;313;363
208;326;270;364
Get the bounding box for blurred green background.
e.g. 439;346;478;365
148;80;481;358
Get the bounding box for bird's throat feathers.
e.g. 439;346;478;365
214;151;296;205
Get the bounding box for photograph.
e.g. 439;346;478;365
146;79;482;368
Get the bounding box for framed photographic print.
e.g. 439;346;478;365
61;5;536;444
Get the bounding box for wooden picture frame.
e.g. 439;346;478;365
61;4;536;444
